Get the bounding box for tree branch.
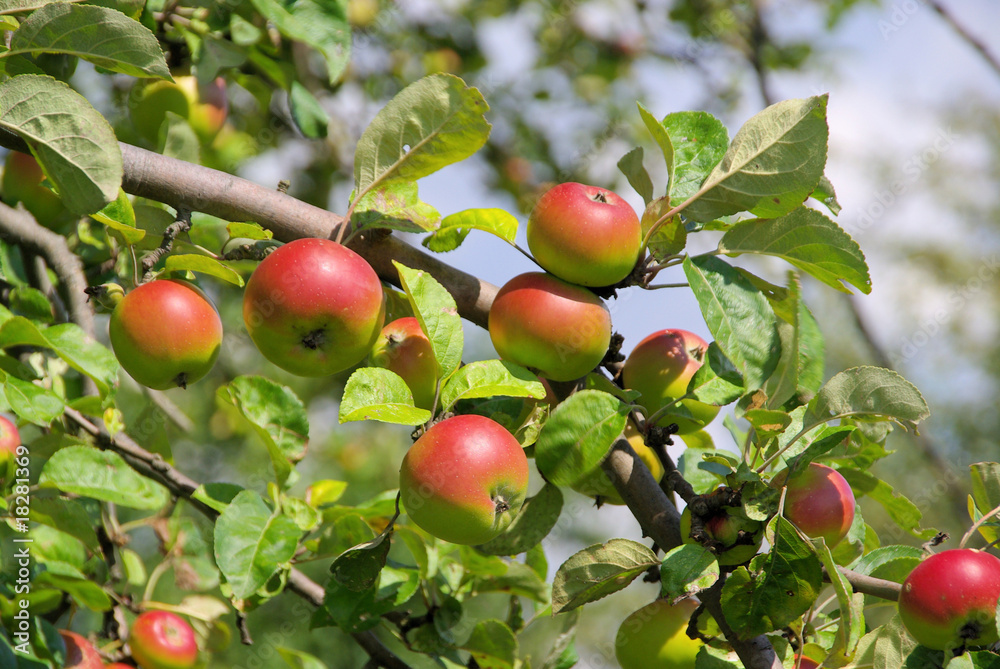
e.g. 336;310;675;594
928;1;1000;80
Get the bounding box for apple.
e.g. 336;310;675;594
2;151;67;224
772;463;855;548
621;329;719;434
368;317;438;410
129;610;198;669
571;420;664;505
243;238;385;377
488;272;611;382
614;598;703;669
526;182;642;287
0;414;19;465
129;75;227;144
679;498;764;566
792;656;821;669
898;549;1000;650
59;630;103;669
109;279;223;390
105;665;134;668
399;414;529;545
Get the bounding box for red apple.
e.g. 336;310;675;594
109;279;223;390
399;414;529;545
129;610;198;669
792;656;821;669
615;598;703;669
105;664;134;668
527;182;642;287
2;151;67;224
898;549;1000;650
243;238;385;377
368;317;438;410
489;272;611;382
59;630;104;669
772;463;855;549
622;329;719;434
0;414;19;465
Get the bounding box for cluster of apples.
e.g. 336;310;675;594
60;610;197;669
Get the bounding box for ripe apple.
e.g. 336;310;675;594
679;499;764;566
129;610;198;669
243;238;385;377
792;656;821;669
59;630;103;669
614;598;703;669
571;420;664;505
129;75;228;144
527;182;642;287
105;664;134;669
898;549;1000;650
772;463;855;548
2;151;67;224
109;279;223;390
622;329;719;434
0;414;19;465
368;317;438;410
488;272;611;382
399;414;529;545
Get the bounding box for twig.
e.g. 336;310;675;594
140;208;192;279
928;1;1000;79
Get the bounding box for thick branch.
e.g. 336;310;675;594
834;566;901;601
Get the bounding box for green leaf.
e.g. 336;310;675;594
516;609;580;669
637;102;674;187
214;490;301;599
277;647;328;669
811;174;842;216
720;516;823;638
719;207;871;294
641;196;687;261
91;188;143;244
683;96;829;222
682;255;781;390
460;619;517;669
227;221;272;241
29;497;100;551
164;254;245;287
971;463;1000;527
764;273;825;409
351;180;441;233
191;482;245;514
439;360;545;411
469;559;549;603
39;445;170;509
33;563;112;611
248;0;349;83
423;207;518;253
814;541;865;665
289;81;329;139
338;367;431;425
353;74;490;198
551;539;659;614
8;3;170;78
851;545;923;584
216;376;308;488
687;342;744;406
866;615;918;669
659;544;720;600
617;146;653;204
679;448;730;496
807;366;930;432
1;373;63;424
534;390;629;487
8;286;52;323
329;527;392;592
393;261;463;378
0;75;122;214
837;467;936;540
477;483;563;556
664;110;729;203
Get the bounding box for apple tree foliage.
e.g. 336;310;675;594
0;3;997;669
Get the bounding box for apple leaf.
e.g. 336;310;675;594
837;468;937;540
393;262;464;379
516;608;580;669
353;73;490;200
28;498;100;552
851;545;923;585
350;180;441;234
1;373;63;425
687;342;744;406
216;376;309;488
679;448;730;495
423;207;519;253
338;367;431;426
214;490;301;599
0;75;122;215
9;3;170;78
439;359;546;411
247;0;349;84
276;647;328;669
971;463;1000;543
92;188;143;245
683;96;828;222
534;390;629;487
33;564;112;612
459;619;517;669
682;255;781;390
617;146;654;205
659;544;720;601
641;196;687;261
811;174;842;216
637;102;674;188
227;221;273;241
764;273;825;409
468;559;549;604
477;483;563;557
807;366;930;432
664;110;729;204
719;207;871;294
552;539;659;614
813;540;866;665
39;446;170;509
164;254;246;287
329;526;392;592
289;80;329;139
191;483;245;514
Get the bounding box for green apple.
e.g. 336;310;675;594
615;598;703;669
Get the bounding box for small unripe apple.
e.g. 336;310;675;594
571;420;664;504
2;151;67;224
898;549;1000;650
59;630;104;669
109;280;223;390
129;75;227;144
772;463;855;548
679;498;763;566
489;272;611;382
622;329;719;434
129;610;198;669
527;182;642;287
243;238;385;377
368;317;438;410
399;414;529;545
615;598;703;669
0;414;19;465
